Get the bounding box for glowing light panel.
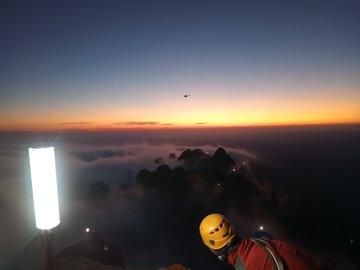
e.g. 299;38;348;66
29;147;60;230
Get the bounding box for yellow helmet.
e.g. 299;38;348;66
199;213;236;250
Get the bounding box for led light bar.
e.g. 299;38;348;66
29;147;60;230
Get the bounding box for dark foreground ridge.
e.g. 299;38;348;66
54;228;126;270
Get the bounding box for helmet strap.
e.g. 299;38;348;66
213;236;241;264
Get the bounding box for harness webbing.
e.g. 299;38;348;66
251;238;285;270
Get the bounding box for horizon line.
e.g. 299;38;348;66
1;122;359;133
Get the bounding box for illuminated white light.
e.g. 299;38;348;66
86;227;90;233
29;147;60;230
259;226;264;231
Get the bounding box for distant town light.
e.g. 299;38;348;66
259;226;264;231
29;147;60;230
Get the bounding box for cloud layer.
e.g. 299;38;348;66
2;126;359;269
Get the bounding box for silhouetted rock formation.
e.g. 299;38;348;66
136;147;275;207
154;157;165;164
176;147;236;178
169;153;177;159
177;149;192;160
213;147;235;165
136;164;189;199
136;168;157;187
212;147;236;176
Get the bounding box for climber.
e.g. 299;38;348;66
199;213;327;270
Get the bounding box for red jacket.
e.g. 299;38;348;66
227;238;325;270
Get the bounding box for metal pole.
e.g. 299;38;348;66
41;229;53;270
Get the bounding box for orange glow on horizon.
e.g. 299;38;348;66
1;116;359;132
1;91;359;131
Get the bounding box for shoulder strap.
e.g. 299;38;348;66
251;238;285;270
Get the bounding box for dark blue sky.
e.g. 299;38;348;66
1;0;359;129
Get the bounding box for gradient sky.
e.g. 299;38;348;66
1;0;359;130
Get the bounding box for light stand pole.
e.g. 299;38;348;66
41;229;53;270
29;147;60;270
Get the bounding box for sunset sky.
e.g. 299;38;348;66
1;0;359;130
